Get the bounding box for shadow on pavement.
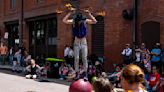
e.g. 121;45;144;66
0;69;71;86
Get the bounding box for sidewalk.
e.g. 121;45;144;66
0;64;71;86
0;65;126;92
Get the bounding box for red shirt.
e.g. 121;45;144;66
149;73;160;88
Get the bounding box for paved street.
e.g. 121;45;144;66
0;71;69;92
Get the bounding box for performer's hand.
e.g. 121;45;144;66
68;7;76;13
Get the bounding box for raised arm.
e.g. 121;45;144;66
62;12;73;24
84;10;97;24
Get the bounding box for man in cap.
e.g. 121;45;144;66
121;43;132;65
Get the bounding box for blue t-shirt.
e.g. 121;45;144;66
151;48;161;62
72;21;88;38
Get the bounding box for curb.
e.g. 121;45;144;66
0;65;12;71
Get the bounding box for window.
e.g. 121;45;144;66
35;21;45;45
48;19;57;45
10;0;16;9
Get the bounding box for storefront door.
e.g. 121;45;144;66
28;18;57;65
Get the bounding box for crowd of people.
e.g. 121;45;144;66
68;42;164;92
0;42;48;79
107;42;164;92
60;45;104;82
1;40;164;92
121;42;164;76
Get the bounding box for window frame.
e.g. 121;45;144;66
10;0;16;9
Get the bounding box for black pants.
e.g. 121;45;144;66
123;56;131;65
68;57;74;67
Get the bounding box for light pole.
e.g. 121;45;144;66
132;0;137;60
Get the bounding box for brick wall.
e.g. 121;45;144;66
1;0;164;71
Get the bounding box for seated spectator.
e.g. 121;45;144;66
108;65;122;88
12;49;22;73
25;59;42;79
39;62;50;78
24;51;31;66
143;58;151;73
95;61;104;77
59;62;68;80
67;66;76;82
79;64;85;78
88;65;96;82
120;64;147;92
135;48;141;65
148;66;163;92
93;77;114;92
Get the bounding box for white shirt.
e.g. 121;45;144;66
121;48;132;56
9;48;13;55
135;52;141;62
68;49;74;57
64;47;69;57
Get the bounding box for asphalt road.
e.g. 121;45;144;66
0;71;69;92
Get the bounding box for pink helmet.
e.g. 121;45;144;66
69;79;92;92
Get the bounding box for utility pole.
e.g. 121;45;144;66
132;0;137;60
19;0;24;47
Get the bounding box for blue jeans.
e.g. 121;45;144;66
9;54;13;65
60;74;66;79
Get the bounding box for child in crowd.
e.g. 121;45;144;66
25;59;42;79
67;66;76;82
148;66;163;92
95;61;104;77
59;62;68;80
88;65;96;82
39;62;50;78
108;65;122;88
79;64;85;78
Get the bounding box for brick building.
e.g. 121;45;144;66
0;0;163;71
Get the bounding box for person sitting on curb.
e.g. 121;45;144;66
25;59;42;79
108;65;122;88
67;66;76;82
59;62;68;80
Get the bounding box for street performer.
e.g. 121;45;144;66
63;9;97;79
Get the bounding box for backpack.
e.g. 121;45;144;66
72;21;88;38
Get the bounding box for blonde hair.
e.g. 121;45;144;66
121;64;145;84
